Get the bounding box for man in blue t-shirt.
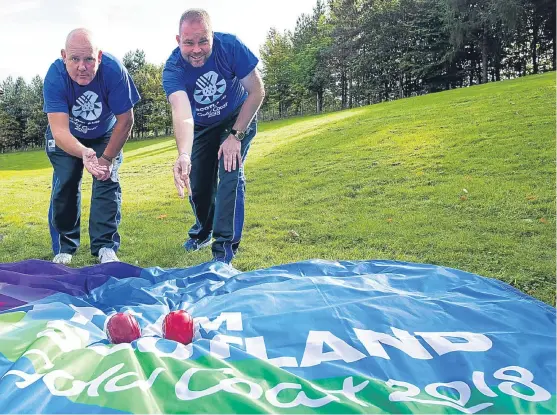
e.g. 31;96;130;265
163;9;265;264
43;28;140;265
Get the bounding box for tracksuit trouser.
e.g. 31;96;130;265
188;114;257;263
46;127;122;256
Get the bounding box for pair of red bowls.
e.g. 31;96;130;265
106;310;194;345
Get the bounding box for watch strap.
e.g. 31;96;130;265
101;153;114;162
230;128;245;141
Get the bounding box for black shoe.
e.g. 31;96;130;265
183;236;212;252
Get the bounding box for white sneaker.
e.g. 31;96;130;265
99;247;119;264
53;253;72;264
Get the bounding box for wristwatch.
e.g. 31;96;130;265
230;128;246;141
101;153;114;162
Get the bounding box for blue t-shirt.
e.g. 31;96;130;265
43;52;140;139
162;32;259;126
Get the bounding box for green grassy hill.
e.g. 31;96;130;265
1;72;555;304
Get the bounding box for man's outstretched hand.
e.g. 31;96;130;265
97;156;114;181
173;153;192;198
82;148;109;179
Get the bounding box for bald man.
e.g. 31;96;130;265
43;28;140;265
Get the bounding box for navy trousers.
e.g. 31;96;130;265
189;115;257;263
46;127;122;256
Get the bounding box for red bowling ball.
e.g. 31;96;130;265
106;312;141;344
163;310;194;345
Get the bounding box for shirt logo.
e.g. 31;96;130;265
194;71;226;105
72;91;102;121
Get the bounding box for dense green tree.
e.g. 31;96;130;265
443;0;523;83
260;28;295;117
327;0;362;108
123;49;148;138
291;1;333;112
23;75;48;148
0;109;22;152
133;63;171;137
0;77;29;149
123;49;147;76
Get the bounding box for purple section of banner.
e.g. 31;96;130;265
0;260;142;311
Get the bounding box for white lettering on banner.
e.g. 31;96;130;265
33;317;498;364
196;312;243;332
177;367;370;409
2;370;42;388
265;383;339;408
416;332;492;355
425;381;472;407
387;379;493;413
87;364;126;397
220;377;263;400
105;368;165;393
265;378;370;409
210;334;244;359
300;331;367;367
176;368;232;400
333;377;370;407
494;366;551;402
471;371;498;397
176;368;263;401
43;370;90;397
354;327;433;360
3;363;551;411
4;363;165;398
245;336;299;368
29;365;123;397
386;365;552;413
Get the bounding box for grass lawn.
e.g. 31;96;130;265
0;72;555;305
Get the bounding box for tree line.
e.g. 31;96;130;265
260;0;555;118
1;0;554;152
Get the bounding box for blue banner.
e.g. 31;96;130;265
0;259;554;413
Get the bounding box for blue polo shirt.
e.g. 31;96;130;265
43;52;140;139
162;32;259;126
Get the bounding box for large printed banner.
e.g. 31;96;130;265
0;259;554;413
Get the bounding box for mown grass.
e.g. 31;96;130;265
0;72;555;304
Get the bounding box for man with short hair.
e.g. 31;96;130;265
163;9;265;265
43;28;140;265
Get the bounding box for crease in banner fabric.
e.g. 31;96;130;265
0;259;554;414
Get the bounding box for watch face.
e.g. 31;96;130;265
231;129;245;141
